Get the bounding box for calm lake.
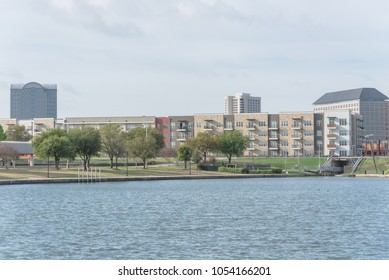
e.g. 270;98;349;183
0;177;388;259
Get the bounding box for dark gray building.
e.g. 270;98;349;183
313;88;389;142
10;82;57;120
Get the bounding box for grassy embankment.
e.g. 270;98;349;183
1;156;320;180
354;157;389;175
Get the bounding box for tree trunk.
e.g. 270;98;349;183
55;156;60;170
109;156;114;169
228;155;232;164
115;157;118;170
184;160;187;169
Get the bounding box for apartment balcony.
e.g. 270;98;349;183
177;138;187;142
327;144;337;149
249;136;256;141
203;126;213;131
292;145;302;150
268;126;278;130
327;124;337;129
292;125;302;130
177;127;187;132
327;134;337;139
247;147;256;151
269;146;279;150
224;127;233;131
269;136;279;140
292;135;302;140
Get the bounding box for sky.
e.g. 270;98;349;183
1;0;389;118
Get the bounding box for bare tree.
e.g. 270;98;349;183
0;144;19;169
158;147;177;165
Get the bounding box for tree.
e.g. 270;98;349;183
33;128;75;170
0;125;7;141
177;145;192;169
100;124;127;169
127;127;165;168
187;132;216;162
158;147;177;164
216;130;249;164
69;127;102;170
0;143;19;169
6;125;32;141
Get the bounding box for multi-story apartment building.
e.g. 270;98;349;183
313;88;389;142
224;93;261;115
10;82;57;120
0;118;57;137
191;112;316;157
168;116;195;149
322;110;364;157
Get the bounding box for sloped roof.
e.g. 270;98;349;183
313;88;389;105
0;141;33;155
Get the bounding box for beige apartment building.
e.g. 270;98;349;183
190;112;317;157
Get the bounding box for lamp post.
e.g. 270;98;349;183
47;148;50;178
365;134;377;173
126;151;129;176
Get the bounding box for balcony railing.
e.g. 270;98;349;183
268;126;278;130
327;144;337;149
327;124;337;129
292;125;302;130
327;134;337;139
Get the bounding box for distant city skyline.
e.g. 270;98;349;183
1;1;389;117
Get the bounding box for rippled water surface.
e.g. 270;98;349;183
0;177;388;259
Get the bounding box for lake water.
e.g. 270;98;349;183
0;177;388;260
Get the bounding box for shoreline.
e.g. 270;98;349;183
1;173;388;186
0;173;316;186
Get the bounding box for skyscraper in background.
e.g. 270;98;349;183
10;82;57;120
225;92;261;115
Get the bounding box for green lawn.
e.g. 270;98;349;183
0;164;217;180
355;157;389;175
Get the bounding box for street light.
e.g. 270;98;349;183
47;148;50;178
126;151;129;176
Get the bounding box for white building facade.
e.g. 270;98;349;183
225;93;261;115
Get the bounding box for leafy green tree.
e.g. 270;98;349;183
0;125;7;141
177;144;192;169
33;128;75;170
187;132;216;162
101;124;127;169
6;125;31;141
127;126;165;168
69;127;102;170
216;130;249;164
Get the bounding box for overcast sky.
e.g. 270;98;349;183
1;0;389;118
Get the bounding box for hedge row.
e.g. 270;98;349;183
218;166;283;174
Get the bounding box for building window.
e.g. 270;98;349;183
196;122;202;128
281;141;288;147
236;121;243;128
340;140;347;146
340;150;347;156
316;130;322;137
258;130;266;136
304;141;312;146
170;132;175;138
339;118;347;126
280;120;288;126
258;141;267;146
171;142;176;148
280;130;288;136
339;130;347;136
170;122;175;128
258;121;266;127
225;121;233;129
188;122;193;128
304;130;312;136
304;120;312;126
